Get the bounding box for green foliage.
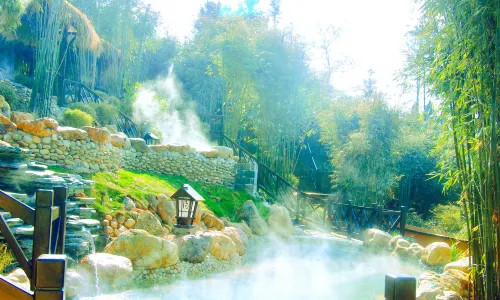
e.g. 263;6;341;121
90;169;261;222
317;97;400;205
68;103;97;119
62;108;94;128
13;74;33;89
0;243;13;274
429;203;466;238
0;82;19;107
94;103;117;125
0;0;23;34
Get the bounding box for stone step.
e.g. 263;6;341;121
67;207;97;219
235;176;254;185
68;197;96;205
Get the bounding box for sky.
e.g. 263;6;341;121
144;0;421;108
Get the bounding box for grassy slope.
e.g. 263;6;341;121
88;169;270;222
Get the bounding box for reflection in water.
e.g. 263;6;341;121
84;238;422;300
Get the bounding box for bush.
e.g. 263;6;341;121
68;103;97;119
13;74;33;89
429;203;466;237
95;103;116;125
0;243;13;274
0;83;19;108
62;109;94;128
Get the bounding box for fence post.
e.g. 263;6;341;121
53;186;67;254
31;190;54;291
347;200;353;238
400;206;407;237
34;254;66;300
377;205;383;229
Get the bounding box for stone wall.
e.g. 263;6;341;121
0;118;237;186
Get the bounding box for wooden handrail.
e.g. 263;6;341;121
0;277;33;300
0;191;35;226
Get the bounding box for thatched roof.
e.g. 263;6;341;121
2;0;106;56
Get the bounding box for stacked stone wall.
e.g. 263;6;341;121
0;121;236;186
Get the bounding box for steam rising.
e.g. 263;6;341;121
133;65;212;150
85;237;422;300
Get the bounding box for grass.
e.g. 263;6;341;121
88;169;270;222
0;243;13;274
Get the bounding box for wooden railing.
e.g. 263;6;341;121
115;111;140;138
63;79;102;105
0;187;68;299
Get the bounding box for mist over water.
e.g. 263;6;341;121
132;65;212;150
88;238;422;300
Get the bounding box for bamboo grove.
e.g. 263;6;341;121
407;0;500;298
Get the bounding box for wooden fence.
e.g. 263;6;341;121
0;187;68;299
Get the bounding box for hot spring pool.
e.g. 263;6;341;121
83;238;422;300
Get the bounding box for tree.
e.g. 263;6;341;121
362;68;377;98
0;0;23;34
269;0;281;27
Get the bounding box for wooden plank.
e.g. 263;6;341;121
53;186;67;255
0;191;35;225
0;213;32;278
0;276;34;300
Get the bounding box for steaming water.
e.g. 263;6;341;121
84;238;422;300
84;228;100;296
132;64;212;150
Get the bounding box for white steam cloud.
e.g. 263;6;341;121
132;65;212;151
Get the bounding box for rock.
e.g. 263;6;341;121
5;268;30;291
222;226;247;255
267;204;294;238
213;146;233;158
416;271;462;300
392;238;412;258
422;242;452;266
157;196;176;226
221;218;253;236
134;210;164;236
124;219;136;229
363;228;392;252
65;269;84;298
200;149;219;158
10;111;34;124
0;114;17;133
175;234;212;263
193;206;202;225
123;197;136;211
444;269;469;296
109;133;127;148
17;117;58;136
104;229;179;269
78;253;133;288
202;231;238;260
409;243;425;260
388;235;402;251
116;212;126;224
238;200;268;236
82;126;110;144
0;95;11;117
129;138;150;152
56;126;88;140
444;257;472;273
201;211;225;230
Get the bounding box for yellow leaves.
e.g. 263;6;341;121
472;225;479;232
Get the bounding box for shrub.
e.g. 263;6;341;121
62;109;94;128
68;102;97;119
94;103;116;125
13;74;33;89
0;243;13;274
0;82;19;108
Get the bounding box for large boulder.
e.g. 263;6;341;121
134;210;164;236
129;138;150;152
56;126;88;140
422;242;452;266
363;228;392;252
78;253;133;288
17;117;58;136
200;148;219;158
202;231;238;260
157;195;176;225
104;229;179;269
222;226;247;255
109;132;127;148
0;114;16;133
122;197;136;211
201;211;225;230
221;217;253;236
66;269;85;298
82;126;110;144
267;204;294;238
10;111;34;124
0;95;11;117
238;200;268;236
444;257;472;273
416;271;463;300
175;234;212;263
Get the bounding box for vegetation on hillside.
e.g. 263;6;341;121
90;169;270;222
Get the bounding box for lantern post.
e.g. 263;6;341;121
171;184;204;235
